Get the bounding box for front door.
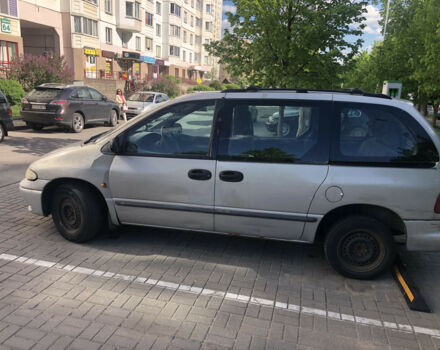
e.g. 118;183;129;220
109;99;219;231
214;98;331;240
88;88;108;120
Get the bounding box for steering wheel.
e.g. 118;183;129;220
159;127;181;153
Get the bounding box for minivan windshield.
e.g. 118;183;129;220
128;92;155;102
27;88;62;99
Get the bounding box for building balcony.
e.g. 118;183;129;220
115;0;142;32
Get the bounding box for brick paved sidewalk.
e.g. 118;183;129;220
0;182;439;349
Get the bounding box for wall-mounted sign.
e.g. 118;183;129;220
140;56;156;64
155;59;164;66
83;47;101;56
101;50;116;59
122;51;140;60
1;18;11;33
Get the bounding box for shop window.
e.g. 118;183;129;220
145;37;153;51
146;12;153;26
105;59;113;78
85;56;96;79
105;27;112;44
0;41;18;71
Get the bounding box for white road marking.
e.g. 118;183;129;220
1;253;440;338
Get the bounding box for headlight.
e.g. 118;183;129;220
25;168;38;181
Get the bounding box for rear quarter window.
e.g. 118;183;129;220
331;102;439;168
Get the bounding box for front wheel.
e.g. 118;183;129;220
324;216;396;279
109;109;118;126
51;183;104;242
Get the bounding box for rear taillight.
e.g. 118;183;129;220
50;100;66;105
7;108;12;117
435;195;440;213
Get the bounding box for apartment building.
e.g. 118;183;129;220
2;0;222;86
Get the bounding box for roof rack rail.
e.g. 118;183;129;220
221;86;392;100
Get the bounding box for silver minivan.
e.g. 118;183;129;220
19;88;440;279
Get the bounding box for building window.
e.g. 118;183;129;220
135;36;141;50
183;31;187;43
126;1;133;17
184;11;187;24
156;45;161;57
85;0;97;4
135;2;140;19
170;24;180;37
205;21;212;31
105;0;112;13
195;35;200;44
205;39;210;44
105;27;112;44
0;0;9;15
191;0;194;8
194;53;200;63
170;3;181;17
175;68;179;76
182;69;185;78
206;4;211;14
0;41;18;70
195;17;201;27
190;34;194;45
189;52;192;63
146;12;153;26
121;32;129;48
156;23;161;36
196;0;201;10
74;17;98;37
190;15;194;27
170;45;180;57
183;50;186;62
204;56;208;65
145;37;153;51
156;1;161;15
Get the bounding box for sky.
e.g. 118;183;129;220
221;1;383;52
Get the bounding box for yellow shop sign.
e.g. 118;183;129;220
83;48;101;56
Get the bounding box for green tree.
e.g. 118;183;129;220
206;0;367;88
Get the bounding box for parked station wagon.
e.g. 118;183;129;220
19;88;440;279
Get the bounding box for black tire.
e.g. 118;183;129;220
28;122;43;131
324;215;396;279
109;109;118;126
72;113;84;133
51;183;104;242
0;123;4;142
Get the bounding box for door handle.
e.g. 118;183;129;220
219;170;244;182
188;169;212;181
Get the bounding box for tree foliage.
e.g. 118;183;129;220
7;53;73;91
206;0;367;88
0;79;25;106
151;75;181;98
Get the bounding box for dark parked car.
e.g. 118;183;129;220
265;106;300;136
21;83;120;133
0;89;13;143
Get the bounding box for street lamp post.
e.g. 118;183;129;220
383;0;391;38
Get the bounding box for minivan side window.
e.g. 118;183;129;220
122;100;216;157
217;100;330;164
332;102;439;167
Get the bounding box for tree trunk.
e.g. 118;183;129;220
432;103;439;128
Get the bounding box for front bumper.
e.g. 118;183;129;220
19;179;49;216
21;110;71;127
405;220;440;251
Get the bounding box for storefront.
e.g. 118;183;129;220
120;51;140;91
0;16;23;74
83;47;101;79
154;59;169;79
140;55;155;80
101;50;116;79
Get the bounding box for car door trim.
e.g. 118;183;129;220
114;200;316;222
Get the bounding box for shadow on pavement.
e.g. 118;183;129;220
5;136;80;156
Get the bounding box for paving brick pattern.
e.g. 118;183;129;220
0;182;440;349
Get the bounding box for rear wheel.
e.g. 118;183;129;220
51;183;104;242
0;124;4;142
72;113;84;133
324;215;396;279
109;109;118;126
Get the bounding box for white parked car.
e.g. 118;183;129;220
126;91;169;119
20;88;440;279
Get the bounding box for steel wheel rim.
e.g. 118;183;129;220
111;111;117;124
73;115;83;131
59;197;82;231
337;230;385;273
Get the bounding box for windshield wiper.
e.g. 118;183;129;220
84;131;107;144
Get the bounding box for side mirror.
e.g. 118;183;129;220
110;136;122;154
102;96;107;101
